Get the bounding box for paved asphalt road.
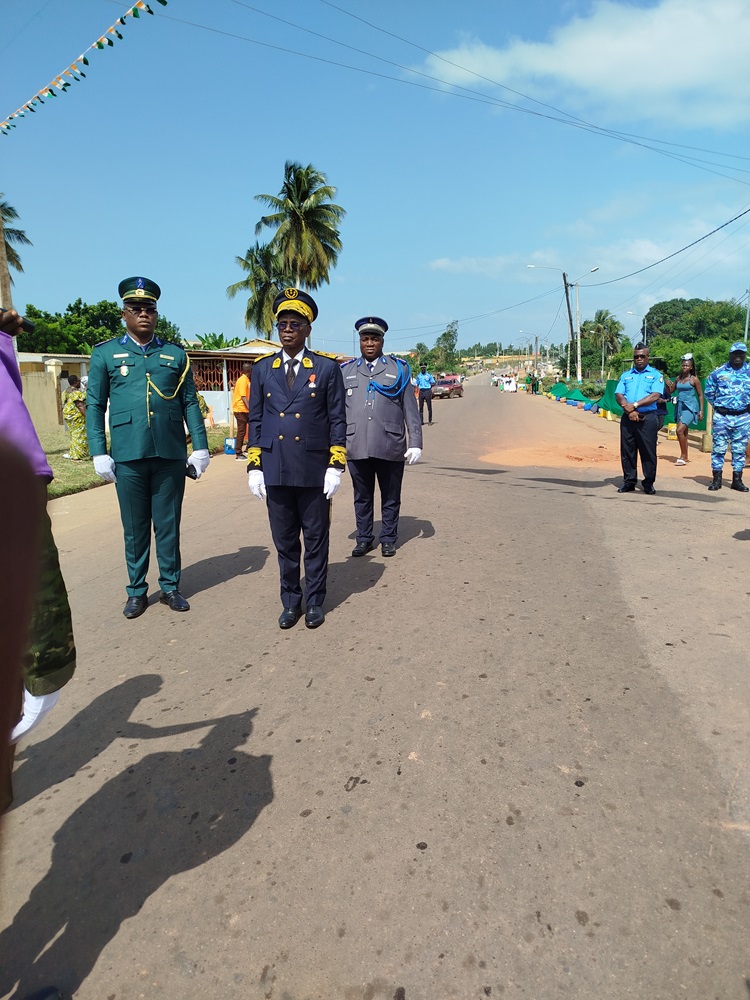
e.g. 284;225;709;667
1;376;748;1000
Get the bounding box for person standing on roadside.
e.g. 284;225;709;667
614;343;665;495
86;277;210;619
415;363;435;425
665;353;704;466
232;362;253;460
341;316;422;559
704;341;750;492
0;308;77;815
246;289;346;630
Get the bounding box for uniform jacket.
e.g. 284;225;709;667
615;363;665;412
86;334;208;462
704;362;750;411
342;354;422;462
247;347;346;487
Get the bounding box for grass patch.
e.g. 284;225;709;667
42;427;231;500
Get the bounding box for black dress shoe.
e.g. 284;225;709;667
381;542;397;557
616;484;636;493
278;607;302;629
351;541;375;557
643;486;656;495
305;606;325;628
160;590;190;612
123;596;148;619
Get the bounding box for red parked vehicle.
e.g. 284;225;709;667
432;375;464;399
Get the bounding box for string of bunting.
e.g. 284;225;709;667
1;0;168;136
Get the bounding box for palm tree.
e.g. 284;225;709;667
583;308;624;378
0;194;32;282
254;162;345;289
227;242;291;336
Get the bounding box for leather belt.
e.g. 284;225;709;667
714;405;748;416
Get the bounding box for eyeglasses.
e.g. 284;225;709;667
633;354;647;359
125;305;157;315
276;320;306;332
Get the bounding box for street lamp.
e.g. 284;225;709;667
627;311;648;345
527;264;599;381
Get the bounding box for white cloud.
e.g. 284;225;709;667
429;255;517;278
420;0;750;129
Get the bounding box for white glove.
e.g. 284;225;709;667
323;468;342;499
187;448;210;479
93;454;117;483
10;690;59;744
404;447;422;465
248;470;267;500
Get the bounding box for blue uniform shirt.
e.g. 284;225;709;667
415;371;435;389
615;364;665;413
704;362;750;411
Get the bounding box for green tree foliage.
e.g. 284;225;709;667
581;308;624;378
0;193;32;281
195;332;243;350
226;242;291;336
645;298;745;342
254;161;345;289
413;323;460;372
16;299;185;354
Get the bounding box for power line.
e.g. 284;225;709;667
583;204;750;287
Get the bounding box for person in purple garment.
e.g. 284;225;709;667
0;309;77;816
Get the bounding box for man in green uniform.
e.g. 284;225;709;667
86;277;210;618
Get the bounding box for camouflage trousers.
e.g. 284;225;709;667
710;412;750;472
24;503;77;696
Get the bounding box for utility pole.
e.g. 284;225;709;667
562;272;575;381
575;281;582;382
744;287;749;342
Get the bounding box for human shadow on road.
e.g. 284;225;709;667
12;675;216;809
1;708;272;1000
182;544;270;596
344;515;435;544
325;557;386;612
426;466;507;477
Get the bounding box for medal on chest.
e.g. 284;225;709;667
120;365;129;377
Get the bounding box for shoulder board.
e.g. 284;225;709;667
389;354;409;364
255;351;277;362
340;358;356;368
93;336;119;349
313;350;339;360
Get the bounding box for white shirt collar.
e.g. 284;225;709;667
282;349;305;365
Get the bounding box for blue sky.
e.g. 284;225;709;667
3;0;750;355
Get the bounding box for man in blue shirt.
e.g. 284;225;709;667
415;364;436;425
704;341;750;492
614;343;665;495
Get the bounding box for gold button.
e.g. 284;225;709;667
150;411;154;416
267;392;271;397
295;413;300;418
279;411;285;417
311;392;316;397
295;436;300;441
278;435;284;440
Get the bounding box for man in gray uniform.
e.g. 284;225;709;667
341;316;422;557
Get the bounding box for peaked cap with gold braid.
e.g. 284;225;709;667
273;288;318;323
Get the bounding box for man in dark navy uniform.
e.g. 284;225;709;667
247;289;346;629
86;277;210;618
341;316;422;557
614;342;665;495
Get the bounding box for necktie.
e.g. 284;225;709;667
286;360;296;388
367;362;374;375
